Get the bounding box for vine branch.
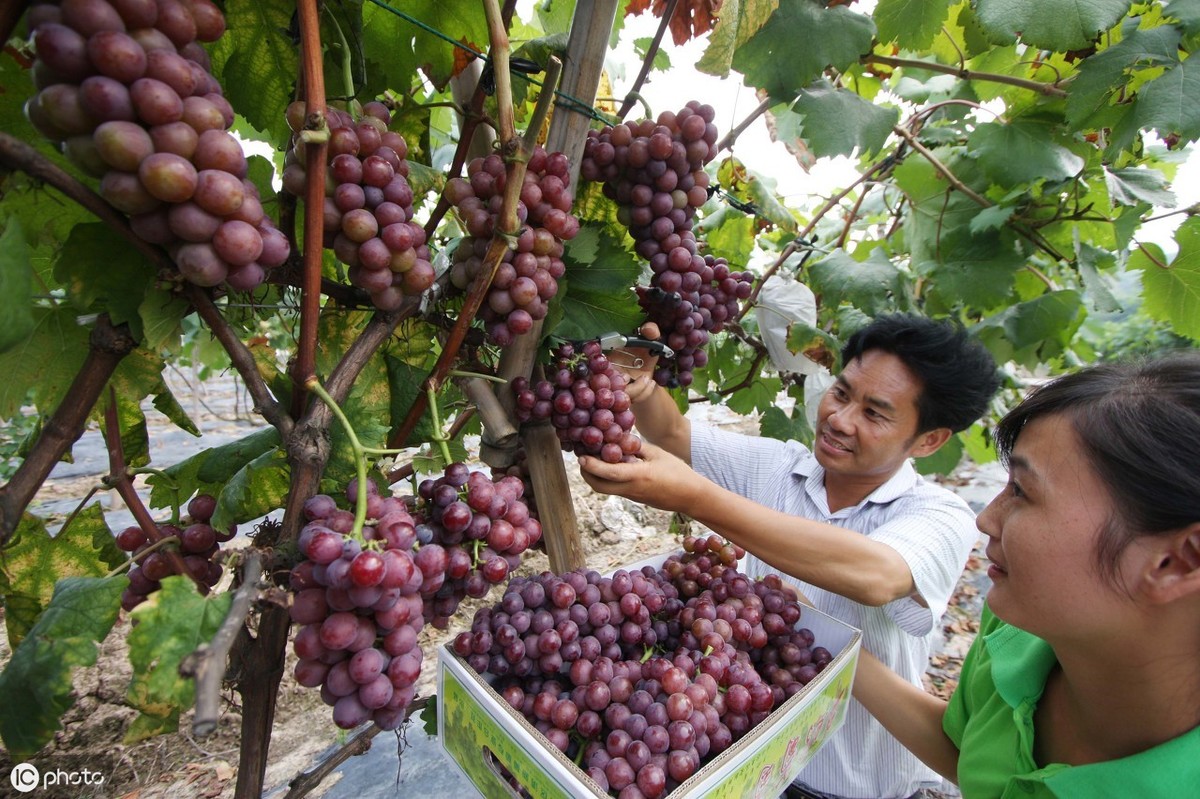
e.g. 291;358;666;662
617;0;681;120
862;53;1069;97
183;549;264;737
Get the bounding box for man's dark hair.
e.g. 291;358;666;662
841;313;1000;433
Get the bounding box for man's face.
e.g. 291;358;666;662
813;350;927;486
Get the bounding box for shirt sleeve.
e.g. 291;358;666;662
868;492;980;636
690;423;802;505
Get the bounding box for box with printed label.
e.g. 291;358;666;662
437;552;862;799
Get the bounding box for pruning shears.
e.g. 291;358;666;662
595;331;675;369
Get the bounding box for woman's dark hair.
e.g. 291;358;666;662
842;314;1001;434
993;352;1200;583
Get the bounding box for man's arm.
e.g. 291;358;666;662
853;648;960;782
579;444;918;606
624;376;691;462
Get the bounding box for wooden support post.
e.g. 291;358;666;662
498;0;621;574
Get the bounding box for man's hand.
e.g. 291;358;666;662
578;442;701;512
609;322;662;404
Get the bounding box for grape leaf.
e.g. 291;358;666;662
1136;56;1200;145
151;427;281;516
386;356;436;448
973;0;1132;52
1104;166;1175;208
784;322;842;373
1130;218;1200;340
0;222;36;354
125;576;233;742
151;384;202;439
102;388;151;471
1065;25;1181;130
627;0;721;46
1076;242;1122;314
920;229;1024;311
53;223;156;336
0;308;90;421
0;575;126;760
969;120;1086;185
774;80;898;159
808;249;912;317
696;0;780;78
875;0;954;49
0;507;124;647
698;208;756;266
556;225;644;340
211;446;291;534
139;288;190;354
732;1;876;99
1164;0;1200;34
760;405;814;447
208;0;296;145
976;290;1086;366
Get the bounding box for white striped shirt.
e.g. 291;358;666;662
691;424;977;799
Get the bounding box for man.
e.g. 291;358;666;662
579;313;1001;799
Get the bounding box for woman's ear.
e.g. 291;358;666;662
1140;525;1200;605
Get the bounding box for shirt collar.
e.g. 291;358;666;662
793;451;921;509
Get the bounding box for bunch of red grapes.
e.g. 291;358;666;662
281;100;432;311
445;148;580;345
636;253;754;388
455;534;834;798
413;462;542;627
24;0;290;290
288;464;541;730
511;338;641;463
580;102;759;388
117;492;231;610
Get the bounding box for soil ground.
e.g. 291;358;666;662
0;370;1000;799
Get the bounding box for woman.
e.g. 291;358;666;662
853;354;1200;797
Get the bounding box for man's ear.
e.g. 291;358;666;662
910;427;952;459
1140;525;1200;605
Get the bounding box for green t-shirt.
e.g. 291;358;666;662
943;605;1200;798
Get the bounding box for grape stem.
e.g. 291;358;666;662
304;378;370;542
103;533;182;578
322;4;357;102
425;385;455;466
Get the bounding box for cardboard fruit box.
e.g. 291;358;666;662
438;552;862;799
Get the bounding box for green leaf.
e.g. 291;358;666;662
875;0;954;49
969;204;1015;234
969;120;1085;185
974;0;1133;51
742;171;799;234
0;314;87;420
139;288;189;354
209;0;297;145
1104;166;1176;208
725;378;779;416
920;229;1024;311
377;0;491;90
556;224;644;340
53;223;156;335
732;1;876;98
1076;242;1123;314
211;446;291;533
0;507;124;648
125;576;233;742
760;405;814;447
1165;0;1200;34
632;37;671;71
697;0;780;78
1130;217;1200;340
0;223;36;354
0;576;125;760
1136;55;1200;145
772;80;898;160
152;427;282;513
808;249;912;316
698;208;756;266
1065;25;1181;130
976;290;1086;365
784;322;842;373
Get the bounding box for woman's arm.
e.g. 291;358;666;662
853;648;961;782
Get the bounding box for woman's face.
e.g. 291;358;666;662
976;413;1129;641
